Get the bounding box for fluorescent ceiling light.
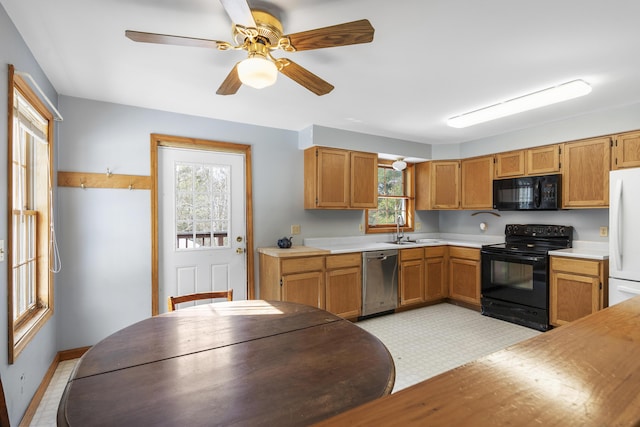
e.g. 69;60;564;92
447;79;592;128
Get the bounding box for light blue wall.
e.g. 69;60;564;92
1;4;59;425
439;209;609;242
299;124;433;159
56;96;305;349
456;102;640;159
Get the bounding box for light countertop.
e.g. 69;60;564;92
257;246;330;258
549;240;609;260
259;234;504;257
259;235;609;259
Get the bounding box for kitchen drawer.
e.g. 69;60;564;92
281;256;325;274
326;253;361;269
400;248;424;261
449;246;480;261
550;257;601;277
425;246;447;258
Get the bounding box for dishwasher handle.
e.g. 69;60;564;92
363;249;398;263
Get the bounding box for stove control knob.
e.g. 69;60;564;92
554;226;559;235
559;226;565;235
546;226;552;235
506;225;512;234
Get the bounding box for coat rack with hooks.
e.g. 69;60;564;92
58;170;152;190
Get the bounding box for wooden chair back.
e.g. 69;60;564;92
167;289;233;312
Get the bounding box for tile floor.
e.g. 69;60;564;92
357;303;540;392
29;303;540;425
29;359;77;426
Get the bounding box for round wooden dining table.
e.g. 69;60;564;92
57;300;395;426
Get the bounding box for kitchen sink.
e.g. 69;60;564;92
416;239;443;244
386;240;420;245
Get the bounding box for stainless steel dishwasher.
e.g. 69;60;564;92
361;249;398;318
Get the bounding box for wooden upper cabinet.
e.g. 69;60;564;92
350;151;378;208
495;150;525;178
415;161;432;210
613;131;640;170
527;144;562;175
431;161;460;209
562;137;611;208
461;155;493;209
304;147;377;209
495;145;561;178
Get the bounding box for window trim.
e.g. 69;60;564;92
7;64;55;364
365;160;415;234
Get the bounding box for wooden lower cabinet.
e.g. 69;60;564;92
549;256;608;327
259;252;362;319
448;246;481;306
399;246;448;307
282;271;324;309
399;248;425;306
325;253;362;319
425;246;448;301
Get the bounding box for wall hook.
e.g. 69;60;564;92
106;168;112;178
129;181;134;190
80;181;86;189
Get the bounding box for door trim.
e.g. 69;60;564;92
150;133;254;315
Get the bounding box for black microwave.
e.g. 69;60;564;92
493;174;561;210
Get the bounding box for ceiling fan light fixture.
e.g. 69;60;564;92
237;55;278;89
447;79;592;128
392;159;407;171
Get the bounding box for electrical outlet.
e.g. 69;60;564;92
291;224;301;235
415;222;422;231
0;239;4;262
359;223;364;232
599;226;608;237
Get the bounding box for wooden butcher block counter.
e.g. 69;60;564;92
315;296;640;426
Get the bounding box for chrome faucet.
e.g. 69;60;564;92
396;215;405;242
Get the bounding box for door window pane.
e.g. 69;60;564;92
175;162;230;249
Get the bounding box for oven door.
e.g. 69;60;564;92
481;250;548;309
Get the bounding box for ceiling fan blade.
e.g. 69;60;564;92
125;30;227;49
216;64;242;95
219;0;256;27
285;19;374;51
278;59;334;96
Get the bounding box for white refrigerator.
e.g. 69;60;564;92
609;168;640;305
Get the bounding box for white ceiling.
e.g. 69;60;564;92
3;0;640;145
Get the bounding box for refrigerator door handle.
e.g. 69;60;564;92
612;179;623;270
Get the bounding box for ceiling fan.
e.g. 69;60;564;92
125;0;375;96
